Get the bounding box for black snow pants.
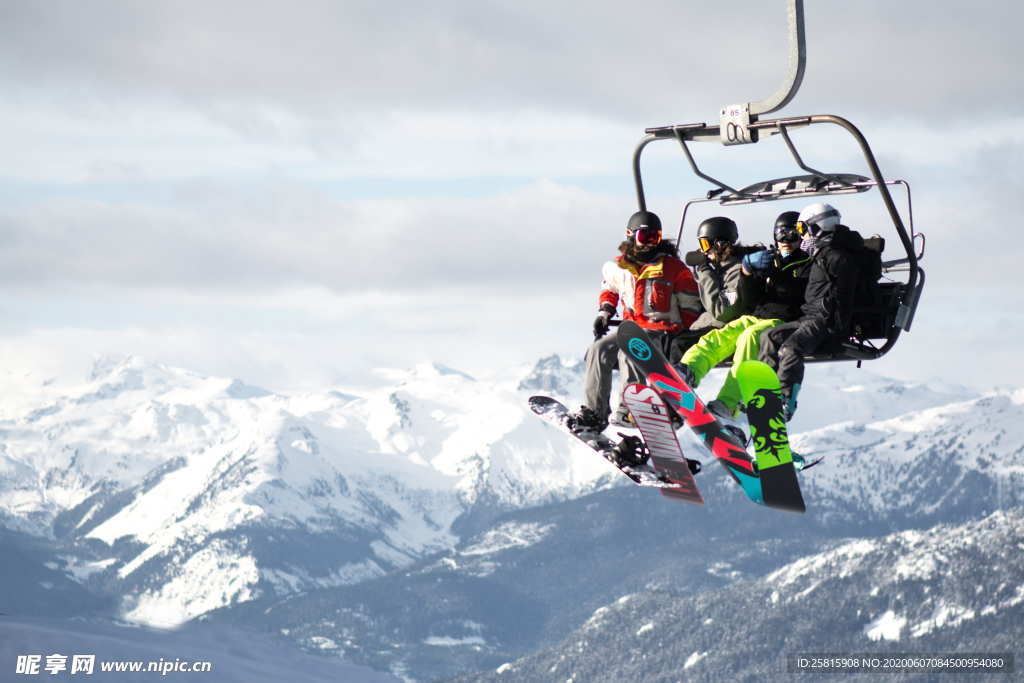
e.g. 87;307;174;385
757;316;832;392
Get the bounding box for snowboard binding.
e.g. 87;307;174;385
722;424;748;447
612;433;703;476
611;433;651;468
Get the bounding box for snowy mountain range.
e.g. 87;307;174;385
465;509;1024;682
0;353;1021;680
0;356;613;628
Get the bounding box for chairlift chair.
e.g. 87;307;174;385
630;0;925;366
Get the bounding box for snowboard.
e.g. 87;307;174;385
528;395;697;498
735;360;806;513
615;321;769;508
620;383;704;505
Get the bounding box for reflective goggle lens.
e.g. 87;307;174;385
776;230;800;243
698;237;712;252
795;221;808;236
635;228;661;245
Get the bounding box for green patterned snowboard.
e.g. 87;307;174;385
736;360;806;513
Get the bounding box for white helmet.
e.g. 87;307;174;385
797;202;841;237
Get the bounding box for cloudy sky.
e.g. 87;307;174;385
1;1;1021;392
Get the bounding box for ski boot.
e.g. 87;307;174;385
608;406;635;428
781;383;800;422
565;406;608;434
708;399;747;445
793;452;824;472
671;362;697;387
706;399;737;421
722;424;748;446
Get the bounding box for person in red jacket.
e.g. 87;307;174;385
568;211;702;433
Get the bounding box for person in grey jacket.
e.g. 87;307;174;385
667;216;761;363
687;216;750;331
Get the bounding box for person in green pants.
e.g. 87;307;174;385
674;212;812;418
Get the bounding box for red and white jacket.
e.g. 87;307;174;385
599;254;701;332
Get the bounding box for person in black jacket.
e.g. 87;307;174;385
672;212;812;419
758;202;864;420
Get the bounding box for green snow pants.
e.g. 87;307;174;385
680;315;783;414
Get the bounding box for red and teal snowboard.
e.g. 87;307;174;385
615;321;774;509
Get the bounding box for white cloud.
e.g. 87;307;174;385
0;179;626;292
0;283;600;392
0;93;641;184
0;0;1021;391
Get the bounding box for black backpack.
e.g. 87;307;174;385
812;230;886;339
849;235;886;339
856;236;884;301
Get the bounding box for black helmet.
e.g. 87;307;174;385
626;210;661;236
696;216;738;251
773;211;800;243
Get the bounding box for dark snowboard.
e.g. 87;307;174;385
529;395;697;498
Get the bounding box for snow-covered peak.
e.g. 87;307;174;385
373;362;476;386
788;387;1024;518
344;359;608;505
85;354;202;394
516;354;585;398
680;361;978;435
89;354;141;381
225;378;273;399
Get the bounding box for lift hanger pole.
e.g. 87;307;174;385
720;0;806;145
749;0;806;117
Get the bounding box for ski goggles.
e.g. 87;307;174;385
795;220;811;236
775;229;800;243
698;237;714;252
635;227;662;246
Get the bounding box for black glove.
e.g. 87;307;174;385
592;305;616;340
684;250;708;267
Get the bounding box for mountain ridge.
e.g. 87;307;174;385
462;509;1024;682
